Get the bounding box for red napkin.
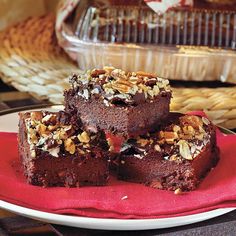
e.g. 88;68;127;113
0;123;236;219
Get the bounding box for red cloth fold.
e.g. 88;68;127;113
0;121;236;219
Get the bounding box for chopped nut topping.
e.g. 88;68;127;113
111;82;132;94
24;111;108;159
111;68;127;80
64;138;76;154
103;66;115;73
30;111;43;121
28;128;38;144
41;114;57;125
174;188;182;195
122;114;211;163
48;125;58;131
57;130;68;140
183;126;195;135
173;125;181;133
180;115;203;130
91;69;106;77
161;131;179;144
69;67;171;106
169;154;178;161
154;144;161;152
31;150;36;158
36;124;47;135
137;138;149;147
77;148;86;155
195;133;204;140
48;147;60;157
107;138;114;152
77;131;90;143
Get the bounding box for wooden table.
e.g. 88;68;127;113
1;81;236;235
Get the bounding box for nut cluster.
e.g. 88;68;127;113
70;67;171;106
124;115;211;161
26;111;95;158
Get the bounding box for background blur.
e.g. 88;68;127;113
0;0;59;30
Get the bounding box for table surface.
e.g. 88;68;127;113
0;81;236;236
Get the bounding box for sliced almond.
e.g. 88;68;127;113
178;140;193;160
202;117;210;125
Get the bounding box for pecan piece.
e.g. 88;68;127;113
136;71;156;78
30;111;43;121
180;115;203;129
91;69;106;77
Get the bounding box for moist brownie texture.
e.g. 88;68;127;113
64;67;171;138
18;111;109;187
118;113;219;192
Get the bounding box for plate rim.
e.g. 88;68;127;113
0;106;235;230
0;200;235;231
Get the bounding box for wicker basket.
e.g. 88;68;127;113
0;14;236;129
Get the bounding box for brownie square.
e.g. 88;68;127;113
64;67;171;138
117;113;219;192
18;111;109;187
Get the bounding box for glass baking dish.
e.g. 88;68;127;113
57;0;236;83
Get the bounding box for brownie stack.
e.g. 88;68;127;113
19;66;219;191
64;67;219;192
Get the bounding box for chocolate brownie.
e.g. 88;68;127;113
117;113;219;192
18;111;109;187
64;67;171;138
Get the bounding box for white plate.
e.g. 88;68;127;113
0;105;235;231
0;200;234;231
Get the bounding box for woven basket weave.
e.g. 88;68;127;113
0;14;236;129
